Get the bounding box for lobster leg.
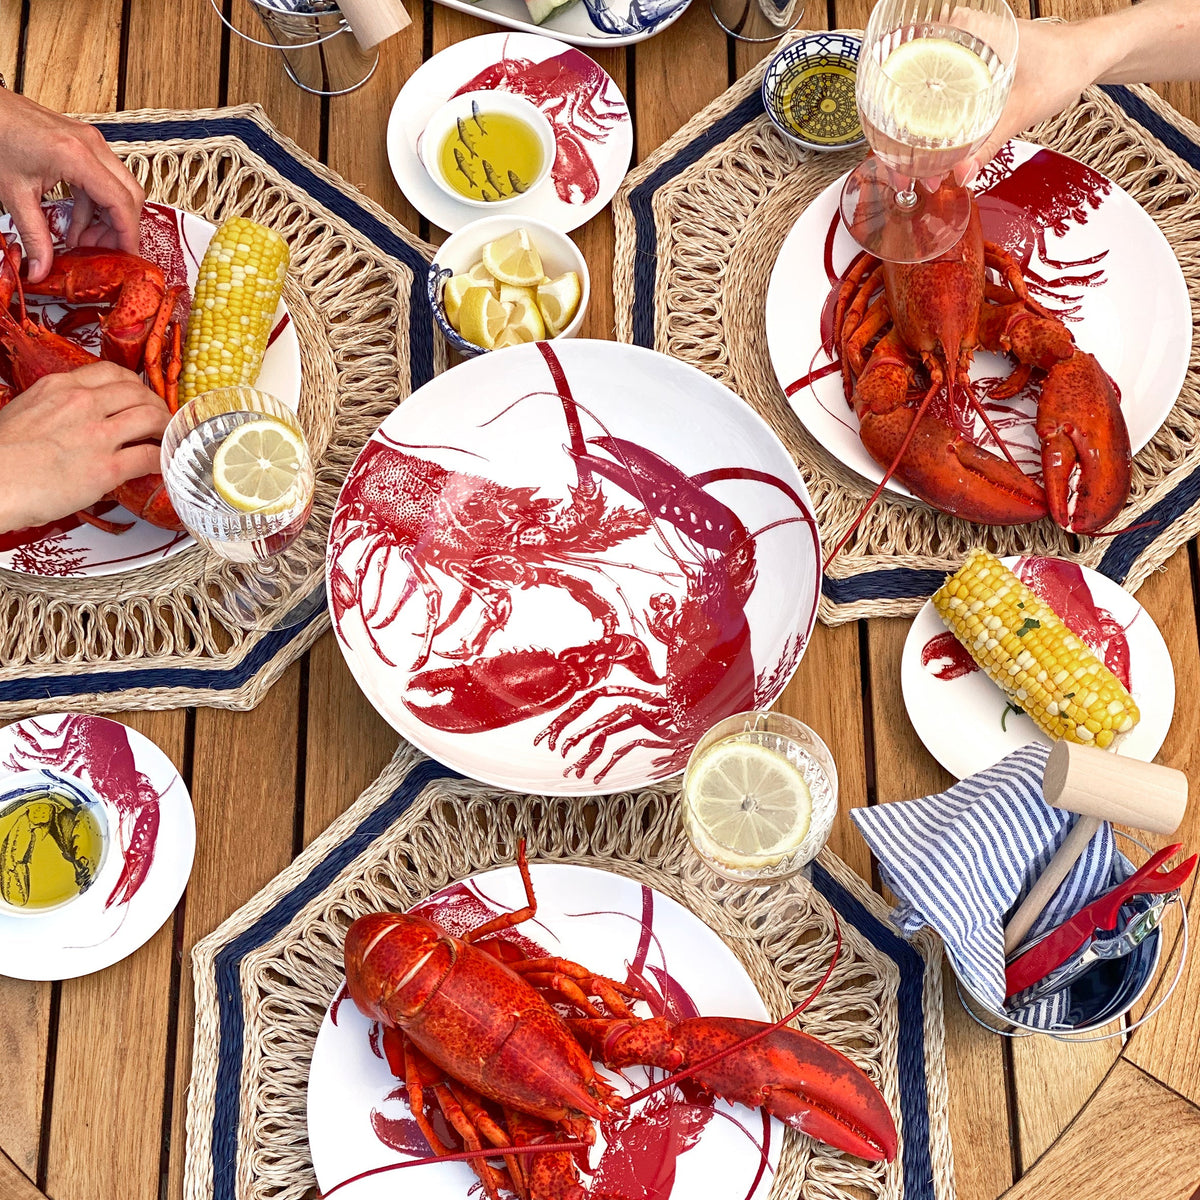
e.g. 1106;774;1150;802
506;958;639;1019
571;1015;898;1164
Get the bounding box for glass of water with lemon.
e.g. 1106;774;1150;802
681;711;838;884
161;386;319;630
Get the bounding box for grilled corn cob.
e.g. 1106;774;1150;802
932;547;1139;748
179;217;289;406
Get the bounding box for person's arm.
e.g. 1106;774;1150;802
0;88;145;283
959;0;1200;184
0;363;170;534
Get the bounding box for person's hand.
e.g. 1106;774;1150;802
0;363;170;533
953;19;1100;186
0;89;145;285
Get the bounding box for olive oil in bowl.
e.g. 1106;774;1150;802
0;781;106;913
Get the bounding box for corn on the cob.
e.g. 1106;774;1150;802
179;217;289;406
932;547;1139;749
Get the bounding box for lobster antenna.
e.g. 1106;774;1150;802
319;1140;589;1198
625;913;842;1107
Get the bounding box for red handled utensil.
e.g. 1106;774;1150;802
1004;843;1196;1001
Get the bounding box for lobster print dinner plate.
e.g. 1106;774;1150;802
431;0;691;48
764;140;1191;509
326;339;820;795
307;863;782;1200
0;713;195;981
0;199;301;578
901;557;1174;780
386;34;633;234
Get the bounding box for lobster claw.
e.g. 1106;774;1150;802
1036;351;1131;534
571;1015;898;1164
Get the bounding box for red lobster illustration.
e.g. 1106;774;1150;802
452;45;627;205
399;344;818;784
341;845;897;1200
6;715;165;910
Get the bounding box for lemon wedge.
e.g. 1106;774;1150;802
536;272;582;336
457;286;509;349
481;228;544;287
498;296;546;345
442;274;474;325
464;261;499;294
212;418;306;513
498;282;539;307
685;739;812;870
881;38;993;141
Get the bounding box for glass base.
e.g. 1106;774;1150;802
211;564;327;634
710;0;804;42
839;155;972;263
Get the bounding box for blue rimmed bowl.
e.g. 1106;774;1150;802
762;32;866;152
428;215;591;358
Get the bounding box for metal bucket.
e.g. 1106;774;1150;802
955;833;1189;1043
210;0;378;96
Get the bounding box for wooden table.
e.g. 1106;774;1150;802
1;2;1199;1198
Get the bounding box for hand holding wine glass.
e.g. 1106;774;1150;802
840;0;1019;264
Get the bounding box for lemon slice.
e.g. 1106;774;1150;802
481;228;544;287
442;274;474;325
499;296;546;345
881;37;992;141
212;418;305;513
537;272;582;336
457;286;508;348
685;740;812;870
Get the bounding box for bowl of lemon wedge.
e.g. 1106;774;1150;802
429;215;589;357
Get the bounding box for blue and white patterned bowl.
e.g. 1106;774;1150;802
428;215;590;357
762;32;866;152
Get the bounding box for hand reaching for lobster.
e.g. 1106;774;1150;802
0;363;169;534
0;89;144;284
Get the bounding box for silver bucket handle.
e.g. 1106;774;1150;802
207;0;350;51
954;830;1192;1043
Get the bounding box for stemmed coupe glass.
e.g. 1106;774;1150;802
161;386;323;632
840;0;1019;263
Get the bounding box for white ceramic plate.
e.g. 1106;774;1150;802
901;556;1174;780
307;862;779;1200
0;713;195;981
0;199;302;577
765;140;1192;505
387;34;633;234
327;339;820;795
432;0;691;47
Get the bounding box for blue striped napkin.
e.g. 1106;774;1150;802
851;742;1132;1029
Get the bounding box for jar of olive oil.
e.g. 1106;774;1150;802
0;775;108;915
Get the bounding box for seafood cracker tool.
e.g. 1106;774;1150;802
1005;843;1196;1001
1002;741;1188;954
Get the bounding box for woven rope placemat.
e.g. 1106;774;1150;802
613;34;1200;624
185;744;954;1200
0;105;443;716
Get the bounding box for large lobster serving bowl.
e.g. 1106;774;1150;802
326;340;820;794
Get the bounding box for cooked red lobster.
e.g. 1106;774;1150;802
343;847;897;1200
834;195;1131;537
0;230;184;532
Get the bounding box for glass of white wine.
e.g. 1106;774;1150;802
681;711;838;885
840;0;1018;263
161;386;322;632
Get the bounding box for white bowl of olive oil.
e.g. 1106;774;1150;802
419;90;556;209
0;771;116;919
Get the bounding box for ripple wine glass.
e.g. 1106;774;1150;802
840;0;1018;263
161;386;323;632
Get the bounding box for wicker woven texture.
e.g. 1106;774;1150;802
612;35;1200;625
0;105;442;716
186;744;954;1200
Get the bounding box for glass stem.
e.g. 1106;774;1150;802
894;187;919;210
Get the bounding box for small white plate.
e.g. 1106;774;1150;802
0;713;195;981
0;199;302;578
431;0;691;48
765;140;1192;505
307;862;780;1200
386;34;632;234
901;557;1174;780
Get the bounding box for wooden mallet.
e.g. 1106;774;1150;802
336;0;412;49
1002;741;1189;956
